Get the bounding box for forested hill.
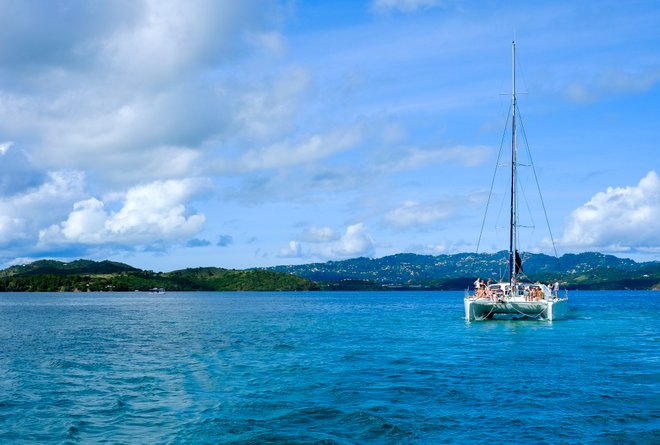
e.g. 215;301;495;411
0;261;318;292
269;251;660;290
1;252;658;292
0;259;139;277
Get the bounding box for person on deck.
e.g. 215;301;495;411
474;278;484;297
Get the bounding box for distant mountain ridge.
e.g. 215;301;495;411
269;251;660;290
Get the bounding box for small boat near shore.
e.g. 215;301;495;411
464;41;568;321
149;288;166;294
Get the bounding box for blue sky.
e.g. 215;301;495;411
0;0;658;271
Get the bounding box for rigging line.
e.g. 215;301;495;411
516;172;537;257
476;104;512;253
495;182;508;232
516;106;561;271
518;169;537;231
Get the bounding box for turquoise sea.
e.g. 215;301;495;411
0;290;658;444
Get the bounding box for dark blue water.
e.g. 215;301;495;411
0;291;658;444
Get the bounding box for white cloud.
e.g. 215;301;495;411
0;170;87;243
0;1;286;186
371;0;444;13
40;178;209;247
0;141;12;155
216;127;362;173
278;240;302;258
233;67;311;144
326;223;376;257
88;0;279;86
561;171;660;252
299;226;338;243
0;215;25;244
383;200;455;229
380;145;491;172
278;223;376;260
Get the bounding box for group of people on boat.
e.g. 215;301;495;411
473;278;560;301
473;278;499;300
524;286;546;301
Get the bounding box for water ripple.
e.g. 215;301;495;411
0;291;658;444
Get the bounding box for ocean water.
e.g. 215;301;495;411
0;291;658;444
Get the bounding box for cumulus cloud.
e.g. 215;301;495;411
278;223;376;259
0;170;87;244
371;0;444;13
561;171;660;252
40;178;209;247
0;140;211;256
0;0;285;185
278;240;302;258
329;223;376;257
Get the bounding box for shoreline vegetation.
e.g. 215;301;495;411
0;251;658;292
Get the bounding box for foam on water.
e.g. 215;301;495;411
0;291;658;444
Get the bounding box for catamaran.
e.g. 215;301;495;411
464;42;569;321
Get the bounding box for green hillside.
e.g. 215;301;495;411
0;259;139;277
0;261;318;292
270;252;660;290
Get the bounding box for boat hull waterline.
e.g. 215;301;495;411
465;296;568;321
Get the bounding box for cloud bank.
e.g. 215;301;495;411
561;171;660;253
40;179;209;247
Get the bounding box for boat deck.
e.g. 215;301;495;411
465;295;568;321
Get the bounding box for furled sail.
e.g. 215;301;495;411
515;250;523;274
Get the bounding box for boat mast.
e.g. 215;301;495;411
509;40;518;287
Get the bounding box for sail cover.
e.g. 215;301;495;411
515;250;524;274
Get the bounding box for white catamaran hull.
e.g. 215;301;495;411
465;297;568;321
